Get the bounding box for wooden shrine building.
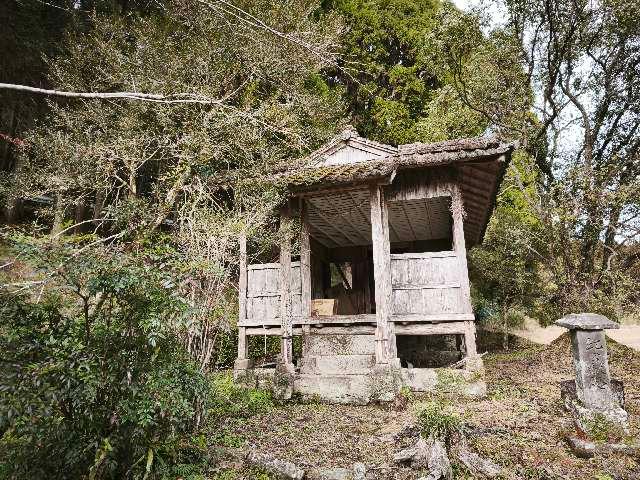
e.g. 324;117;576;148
234;127;514;403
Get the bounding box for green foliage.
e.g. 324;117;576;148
582;413;625;443
469;151;556;333
414;401;462;442
209;373;274;420
398;385;415;402
0;239;212;479
212;470;238;480
324;0;489;145
594;474;614;480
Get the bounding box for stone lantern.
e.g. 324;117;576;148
555;313;628;433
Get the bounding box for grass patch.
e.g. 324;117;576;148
582;413;625;443
209;372;274;420
414;401;463;441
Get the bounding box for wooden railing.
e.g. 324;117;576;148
243;262;302;325
390;251;468;316
240;251;472;328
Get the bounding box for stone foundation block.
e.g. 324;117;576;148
561;379;629;436
402;368;486;397
309;354;375;375
401;368;438;391
233;358;254;374
304;334;375;356
294;374;372;405
233;367;276;390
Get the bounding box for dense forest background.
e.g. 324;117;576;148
0;0;638;478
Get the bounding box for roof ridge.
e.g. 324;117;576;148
397;135;503;155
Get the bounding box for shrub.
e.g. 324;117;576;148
0;244;212;479
415;401;463;442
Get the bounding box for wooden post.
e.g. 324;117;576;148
451;182;478;363
451;184;473;312
279;209;294;370
370;185;397;364
464;321;478;356
300;200;312;350
235;234;251;371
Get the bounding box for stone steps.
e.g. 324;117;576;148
315;354;375;375
299;354;375;375
304;334;375;356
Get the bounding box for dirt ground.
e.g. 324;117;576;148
216;331;640;480
509;317;640;352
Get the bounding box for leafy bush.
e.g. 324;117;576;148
0;243;212;479
415;401;462;442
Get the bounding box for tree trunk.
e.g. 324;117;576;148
502;306;509;351
601;204;622;272
74;198;88;234
51;190;66;235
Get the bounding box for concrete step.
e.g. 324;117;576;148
304;334;375;356
301;354;375;375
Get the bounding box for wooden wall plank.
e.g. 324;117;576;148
390;253;467;316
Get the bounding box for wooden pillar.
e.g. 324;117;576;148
279;209;294;370
451;182;478;361
464;321;478;356
235;234;251;370
451;183;472;313
370;185;397;364
300;200;312;349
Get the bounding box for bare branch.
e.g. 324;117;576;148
0;83;224;104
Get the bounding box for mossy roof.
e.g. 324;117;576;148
274;135;515;191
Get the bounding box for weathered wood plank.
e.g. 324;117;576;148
248;261;301;270
390;251;457;259
451;183;473;314
248;262;280;270
240;314;376;327
394;322;467;335
237;234;248;360
370;185;397;363
392;283;461;290
246;327;304;336
310;325;376;335
247;292;280;298
291;293;302;317
300;202;312;320
389;251;465;315
391;313;475;322
238;312;474;327
279;211;294;367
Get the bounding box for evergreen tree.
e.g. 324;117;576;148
323;0;490;144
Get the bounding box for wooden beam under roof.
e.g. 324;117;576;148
306;213;341;248
462;176;497;196
463;164;500;180
400;202;418;241
307;200;358;247
347;190;372;240
461;183;492;202
323;194;371;245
